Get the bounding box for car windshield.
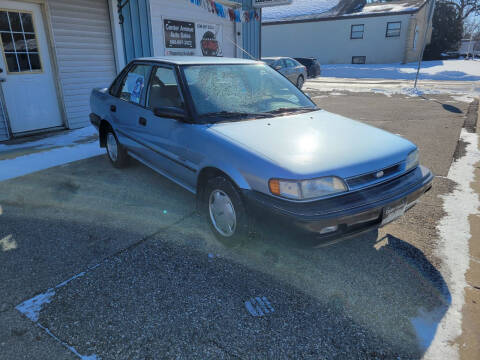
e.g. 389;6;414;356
182;64;316;122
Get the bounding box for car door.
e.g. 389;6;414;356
285;59;298;82
132;65;196;190
108;63;152;155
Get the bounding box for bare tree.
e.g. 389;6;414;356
445;0;479;20
464;16;480;37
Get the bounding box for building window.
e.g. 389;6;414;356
352;56;366;64
386;22;401;38
350;24;364;39
0;10;42;73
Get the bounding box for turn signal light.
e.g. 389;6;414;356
269;179;280;196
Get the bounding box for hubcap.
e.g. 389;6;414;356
107;133;118;162
209;190;237;237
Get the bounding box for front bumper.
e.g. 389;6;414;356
242;166;433;244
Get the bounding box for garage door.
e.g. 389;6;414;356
149;0;237;58
48;0;117;129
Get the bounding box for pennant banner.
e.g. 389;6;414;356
188;0;260;23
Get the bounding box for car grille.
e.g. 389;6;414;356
346;163;402;189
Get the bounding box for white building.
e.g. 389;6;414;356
262;0;434;65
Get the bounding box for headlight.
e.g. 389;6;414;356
405;149;419;171
269;176;347;200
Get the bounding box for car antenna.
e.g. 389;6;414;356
224;35;258;61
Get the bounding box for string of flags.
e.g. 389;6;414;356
188;0;261;23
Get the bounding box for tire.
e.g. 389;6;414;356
204;176;249;247
106;129;128;168
296;75;304;89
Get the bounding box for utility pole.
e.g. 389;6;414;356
414;0;436;89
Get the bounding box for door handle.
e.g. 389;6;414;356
139;117;147;126
110;105;116;112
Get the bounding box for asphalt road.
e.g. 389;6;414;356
0;92;472;359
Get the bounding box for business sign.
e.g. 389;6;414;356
253;0;293;8
164;19;195;49
164;19;222;57
196;23;223;57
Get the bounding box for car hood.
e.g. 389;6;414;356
209;109;417;179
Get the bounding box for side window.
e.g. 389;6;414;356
352;56;366;64
148;67;184;109
351;24;364;39
286;59;297;67
386;22;401;38
118;64;151;104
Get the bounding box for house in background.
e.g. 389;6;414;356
0;0;261;142
262;0;434;65
458;38;480;57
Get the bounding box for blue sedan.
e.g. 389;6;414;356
90;57;432;246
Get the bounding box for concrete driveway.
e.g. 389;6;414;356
0;93;477;359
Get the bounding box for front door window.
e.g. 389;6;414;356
0;10;41;73
148;67;184;109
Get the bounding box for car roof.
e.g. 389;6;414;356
134;56;262;65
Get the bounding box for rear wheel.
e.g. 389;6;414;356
106;130;128;168
204;176;249;247
296;75;304;89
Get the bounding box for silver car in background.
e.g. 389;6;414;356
262;57;307;89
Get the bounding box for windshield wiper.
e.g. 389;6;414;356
266;107;317;115
201;111;274;121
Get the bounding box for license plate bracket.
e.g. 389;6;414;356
381;200;406;226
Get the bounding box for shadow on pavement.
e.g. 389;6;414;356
0;155;451;359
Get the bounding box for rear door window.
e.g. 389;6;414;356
117;64;152;105
286;59;297;67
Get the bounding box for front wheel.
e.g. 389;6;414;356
106;130;128;168
204;176;249;247
296;75;304;89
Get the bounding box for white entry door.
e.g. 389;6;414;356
0;0;62;134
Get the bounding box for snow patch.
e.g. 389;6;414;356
0;126;98;152
321;60;480;82
0;142;104;182
451;95;475;103
16;289;55;322
411;306;448;352
262;0;338;22
39;323;100;360
55;271;86;289
424;130;480;359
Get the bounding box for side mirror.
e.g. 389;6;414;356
153;107;187;121
275;65;282;70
